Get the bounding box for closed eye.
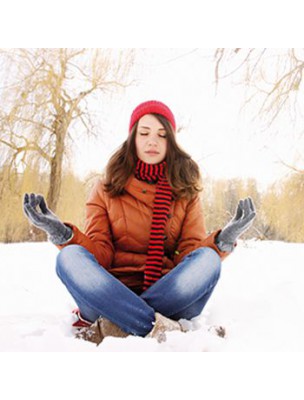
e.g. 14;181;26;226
139;132;167;138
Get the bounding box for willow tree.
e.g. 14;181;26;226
0;48;136;212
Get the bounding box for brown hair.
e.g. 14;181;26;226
103;114;203;199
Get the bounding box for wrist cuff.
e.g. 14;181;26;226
48;228;74;245
215;240;235;253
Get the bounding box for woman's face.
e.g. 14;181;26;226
135;114;168;164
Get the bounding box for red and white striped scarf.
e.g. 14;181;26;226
135;159;172;290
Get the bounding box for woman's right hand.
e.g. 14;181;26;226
23;193;73;244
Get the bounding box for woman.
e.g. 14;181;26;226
23;100;256;344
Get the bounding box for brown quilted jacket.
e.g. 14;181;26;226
57;176;230;291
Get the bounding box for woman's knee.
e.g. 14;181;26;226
202;247;221;275
169;247;221;296
56;245;86;280
189;246;221;270
183;246;222;285
56;245;109;292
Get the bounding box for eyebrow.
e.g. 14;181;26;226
139;125;166;131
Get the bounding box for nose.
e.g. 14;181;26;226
147;136;159;146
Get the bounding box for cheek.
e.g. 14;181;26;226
162;140;168;154
135;137;142;153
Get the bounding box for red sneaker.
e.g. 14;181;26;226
72;308;92;328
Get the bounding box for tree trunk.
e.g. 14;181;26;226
47;112;66;213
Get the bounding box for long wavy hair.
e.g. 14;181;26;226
103;113;203;199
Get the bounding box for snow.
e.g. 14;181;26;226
1;240;304;352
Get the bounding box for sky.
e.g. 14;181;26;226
70;49;303;192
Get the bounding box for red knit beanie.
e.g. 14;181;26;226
129;100;176;133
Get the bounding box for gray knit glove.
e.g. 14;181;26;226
215;197;256;252
23;193;73;245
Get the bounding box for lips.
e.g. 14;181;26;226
145;151;159;155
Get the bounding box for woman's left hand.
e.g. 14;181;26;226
215;197;256;252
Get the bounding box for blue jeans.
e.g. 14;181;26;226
56;245;221;336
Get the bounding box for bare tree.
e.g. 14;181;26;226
0;48;136;212
214;48;304;173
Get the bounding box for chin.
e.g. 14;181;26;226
138;154;164;164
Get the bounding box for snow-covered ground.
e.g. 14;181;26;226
1;240;303;352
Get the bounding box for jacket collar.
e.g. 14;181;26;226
124;175;157;207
